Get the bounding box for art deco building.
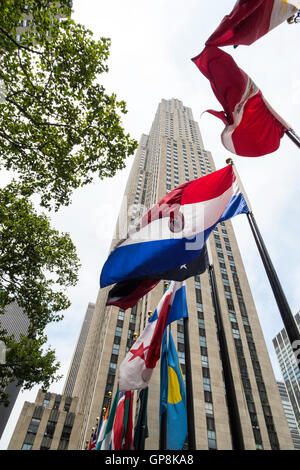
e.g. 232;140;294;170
7;390;83;450
67;98;293;450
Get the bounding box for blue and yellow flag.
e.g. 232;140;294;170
160;328;187;450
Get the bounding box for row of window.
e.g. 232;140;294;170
22;405;74;450
194;277;217;450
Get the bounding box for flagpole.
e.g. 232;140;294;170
159;409;168;450
207;246;245;450
159;321;168;451
246;211;300;363
285;128;300;149
229;159;300;370
183;316;196;450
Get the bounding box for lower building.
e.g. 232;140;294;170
7;390;83;450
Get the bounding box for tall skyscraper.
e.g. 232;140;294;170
66;98;293;450
0;302;30;439
273;313;300;429
63;302;95;397
277;381;300;450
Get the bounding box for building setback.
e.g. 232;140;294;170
7;390;83;450
66;98;293;450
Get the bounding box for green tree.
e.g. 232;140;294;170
0;0;137;209
0;334;62;407
0;1;137;403
0;182;80;404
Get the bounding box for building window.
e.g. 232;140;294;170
21;443;32;450
44;420;56;439
28;418;40;434
118;310;125;320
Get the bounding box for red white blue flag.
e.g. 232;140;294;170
206;0;299;47
192;46;288;157
100;164;248;288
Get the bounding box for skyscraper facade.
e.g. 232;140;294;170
7;389;83;450
69;98;293;450
0;302;30;439
63;302;95;397
273;313;300;429
277;381;300;450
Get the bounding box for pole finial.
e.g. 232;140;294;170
226;157;233;165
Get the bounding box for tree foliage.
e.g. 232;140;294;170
0;183;80;404
0;333;62;406
0;1;138;403
0;0;137;209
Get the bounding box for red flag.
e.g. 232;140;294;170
206;0;299;47
192;46;288;157
106;279;160;309
111;391;134;450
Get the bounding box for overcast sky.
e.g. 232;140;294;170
1;0;300;449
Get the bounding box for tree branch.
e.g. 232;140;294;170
0;26;43;55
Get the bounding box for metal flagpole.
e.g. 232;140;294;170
159;409;168;450
183;316;196;450
229;159;300;371
285;128;300;150
159;319;168;451
246;211;300;366
207;242;245;450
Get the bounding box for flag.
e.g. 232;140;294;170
160;328;187;450
118;281;187;392
100;164;248;288
95;405;110;450
192;46;289;157
98;388;119;450
111;390;134;450
106;245;208;309
206;0;300;47
88;429;97;450
133;387;149;450
106;279;160;309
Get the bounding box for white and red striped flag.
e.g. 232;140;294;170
206;0;300;47
111;391;134;450
192;46;289;157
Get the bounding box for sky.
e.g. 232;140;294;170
1;0;300;449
